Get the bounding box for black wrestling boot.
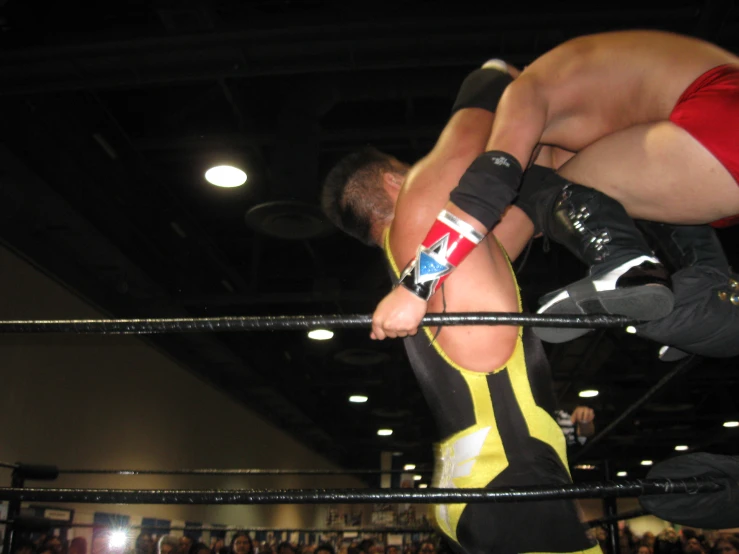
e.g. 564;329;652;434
516;169;674;343
635;221;729;273
634;222;738;360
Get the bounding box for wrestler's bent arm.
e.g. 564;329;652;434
372;76;548;338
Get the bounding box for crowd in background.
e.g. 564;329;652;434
10;523;739;554
9;529;442;554
589;525;739;554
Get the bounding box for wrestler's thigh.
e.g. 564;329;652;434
556;121;739;224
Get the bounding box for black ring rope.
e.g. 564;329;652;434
56;468;430;476
0;313;638;335
0;477;723;505
0;461;19;470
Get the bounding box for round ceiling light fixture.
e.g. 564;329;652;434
205;165;247;188
308;329;334;341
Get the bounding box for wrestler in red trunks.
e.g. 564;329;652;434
669;64;739;228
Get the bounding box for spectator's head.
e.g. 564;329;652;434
189;542;210;554
276;543;296;554
231;533;253;554
684;538;705;554
315;544;335;554
44;537;63;554
179;537;193;554
69;538;88;554
357;541;374;554
418;542;435;554
715;537;739;554
136;534;155;554
158;536;180;554
385;547;399;554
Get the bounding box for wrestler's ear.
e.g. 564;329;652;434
382;171;404;198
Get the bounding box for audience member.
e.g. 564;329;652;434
158;536;180;554
714;536;739;554
69;538;88;554
314;544;335;554
179;538;193;554
135;534;155;554
231;533;254;554
188;542;210;554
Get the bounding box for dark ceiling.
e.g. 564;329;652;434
1;0;738;483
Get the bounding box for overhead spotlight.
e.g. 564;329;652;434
349;395;368;403
418;483;428;489
377;429;393;436
108;531;128;550
573;464;597;470
404;464;416;471
617;471;628;477
578;389;599;398
625;326;638;334
674;445;689;451
641;460;653;466
413;475;422;481
308;329;334;340
205;165;247;188
724;421;739;428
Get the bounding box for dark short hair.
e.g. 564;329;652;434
321;146;395;246
230;533;252;553
189;543;210;554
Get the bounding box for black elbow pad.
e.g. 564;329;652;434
452;68;514;115
449;151;523;231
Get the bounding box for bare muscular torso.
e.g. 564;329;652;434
526;30;739;151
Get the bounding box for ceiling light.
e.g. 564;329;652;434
724;421;739;428
308;329;334;340
349;395;368;403
377;429;393;436
617;471;628;477
573;464;596;470
413;475;422;481
108;531;128;550
625;326;637;334
640;460;653;466
674;445;689;451
404;464;416;471
578;389;599;398
418;483;428;489
205;165;247;188
392;452;403;456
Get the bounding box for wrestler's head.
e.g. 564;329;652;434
321;146;408;246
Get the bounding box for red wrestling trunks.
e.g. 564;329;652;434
669;64;739;228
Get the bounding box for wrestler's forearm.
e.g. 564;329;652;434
493;206;536;262
484;75;548;169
